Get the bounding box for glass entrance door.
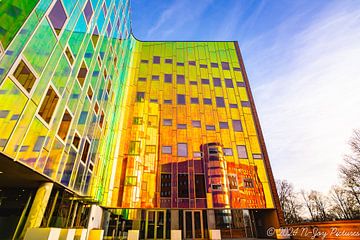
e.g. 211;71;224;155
145;210;166;240
183;210;203;239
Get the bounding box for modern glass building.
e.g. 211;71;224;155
0;0;282;239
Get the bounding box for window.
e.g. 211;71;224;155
192;120;201;128
190;81;197;85
243;178;254;188
177;94;186;105
87;87;93;100
161;174;171;197
253;154;262;159
72;133;80;149
241;101;251;107
150;99;158;103
232;120;243;132
201;79;209;85
103;68;108;79
48;0;67;35
38;86;59;124
237;145;248;158
203;98;212;105
200;64;207;68
189;61;196;66
129;141;141;155
219;122;229;129
152;75;159;80
162;146;172;154
193;152;202;158
234;67;241;72
58;110;72;140
195;175;206;198
216;97;225;107
94;102;99;114
177;62;184;66
13;59;37;93
177;143;187;157
225;78;233;88
138;77;146;82
177;75;185;84
163;119;172;126
212;184;222;191
99;111;104;128
77;61;88;87
178;174;189;197
206;125;215;130
136;92;145;102
125;176;137;186
177;124;187;129
81;139;90;163
237;81;246;87
191;97;199;104
133;117;143;125
228;175;238;189
141;59;148;63
165;58;172;64
33;136;46;152
92;27;99;47
223;148;233;156
164;74;172;83
164;99;172;104
229;103;238;108
213;78;221;87
65;47;74;65
106;81;111;94
153;56;160;64
145;145;156;153
102;2;107;16
83;0;93;24
211;62;218;68
222;62;230;70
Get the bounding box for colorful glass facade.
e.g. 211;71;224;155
0;0;282;238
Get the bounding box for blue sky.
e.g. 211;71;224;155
130;0;360;193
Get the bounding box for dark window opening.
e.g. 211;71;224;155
38;86;59;124
161;174;171;197
13;60;37;93
58;110;72;140
178;174;189;198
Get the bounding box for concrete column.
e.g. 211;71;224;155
21;182;53;238
207;209;216;229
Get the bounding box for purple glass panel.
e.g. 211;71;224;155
213;78;221;87
229;103;238;108
237;145;248;158
160;199;171;208
161;163;171;172
178;143;188;157
233;67;241;71
206;125;215;130
163;119;172;126
106;23;112;36
222;61;230;70
177;75;185;84
241;101;251;107
203;98;212;105
190;98;199;104
164;99;172;104
177;124;187;129
152;75;159;80
192;120;201;128
177;62;184;66
219;122;229;129
165;58;172;64
196;199;207;208
102;2;107;16
153;56;160;64
200;64;207;68
232;120;243;132
237;81;246;87
201;79;209;84
225;78;234;88
223;148;233;156
164;74;172;83
216;97;225;107
178;199;189;208
138;77;146;81
211;62;219;68
189;61;196;66
48;0;67;33
177;94;186;104
83;0;93;24
190;81;197;85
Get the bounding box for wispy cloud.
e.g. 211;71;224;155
245;1;360;191
146;0;213;39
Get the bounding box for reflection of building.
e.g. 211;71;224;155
0;0;283;239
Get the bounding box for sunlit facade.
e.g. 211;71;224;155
0;0;282;239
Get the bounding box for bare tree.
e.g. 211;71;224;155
301;190;330;221
338;129;360;217
276;180;303;223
